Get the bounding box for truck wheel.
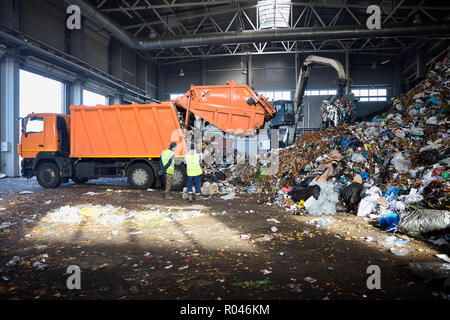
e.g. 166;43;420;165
127;163;154;190
171;164;187;191
36;162;62;189
71;177;89;184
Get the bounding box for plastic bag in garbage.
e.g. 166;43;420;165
383;186;401;202
379;213;399;233
339;182;364;213
403;188;423;204
351;152;366;163
391;152;411;174
304;181;339;216
397;209;450;234
425;116;438;125
409;262;450;281
357;186;382;217
220;192;236;200
419;149;441;165
289;185;321;202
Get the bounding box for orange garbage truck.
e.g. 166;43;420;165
18;81;275;190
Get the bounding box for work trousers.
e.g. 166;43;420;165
165;173;173;192
187;175;202;194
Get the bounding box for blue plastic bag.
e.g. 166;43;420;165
356;171;370;181
425;96;440;105
341;139;352;149
379;213;399;233
383;186;401;202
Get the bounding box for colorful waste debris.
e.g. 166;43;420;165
206;57;449;240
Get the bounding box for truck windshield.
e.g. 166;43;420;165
285;103;294;113
25;117;44;134
274;102;294;113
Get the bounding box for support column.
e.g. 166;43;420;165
247;55;253;88
69;79;83;106
112;94;122;104
345;50;350;94
0;55;20;177
294;50;298;99
416;51;425;80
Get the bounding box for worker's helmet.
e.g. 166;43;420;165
169;142;177;149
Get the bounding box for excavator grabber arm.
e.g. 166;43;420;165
294;55;348;124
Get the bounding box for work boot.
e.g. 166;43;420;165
188;193;193;202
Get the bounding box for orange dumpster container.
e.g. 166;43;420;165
175;80;276;134
70;102;187;158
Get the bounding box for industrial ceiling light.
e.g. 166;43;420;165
258;0;291;29
179;69;184;77
381;59;391;65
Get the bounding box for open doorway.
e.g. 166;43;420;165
20;70;63;117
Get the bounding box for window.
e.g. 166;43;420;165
259;90;291;101
274;91;283;100
25;117;44;134
83;89;107;106
304;90;338;96
258;0;291;29
352;87;388;102
170;93;183;100
20;70;63;117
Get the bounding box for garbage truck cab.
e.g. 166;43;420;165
18;113;71;182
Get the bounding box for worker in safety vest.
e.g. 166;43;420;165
185;143;203;202
160;142;177;200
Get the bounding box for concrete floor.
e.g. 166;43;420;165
0;177;448;300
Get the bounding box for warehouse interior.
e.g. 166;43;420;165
1;0;449;177
0;0;449;303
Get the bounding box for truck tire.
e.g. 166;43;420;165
71;177;89;184
171;164;187;191
127;163;154;190
36;162;62;189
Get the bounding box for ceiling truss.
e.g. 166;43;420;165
90;0;449;71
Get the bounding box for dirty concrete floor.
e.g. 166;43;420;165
0;178;448;300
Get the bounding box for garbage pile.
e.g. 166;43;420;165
213;57;449;237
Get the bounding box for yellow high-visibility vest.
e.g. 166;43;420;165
185;152;202;177
161;149;175;174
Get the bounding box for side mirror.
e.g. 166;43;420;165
18;118;27;136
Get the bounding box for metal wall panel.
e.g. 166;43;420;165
20;0;66;52
81;21;110;73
